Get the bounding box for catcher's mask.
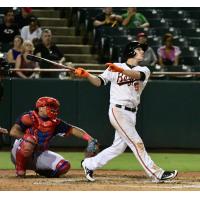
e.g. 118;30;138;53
36;96;60;120
123;41;147;60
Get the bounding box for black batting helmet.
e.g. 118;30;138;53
123;41;147;60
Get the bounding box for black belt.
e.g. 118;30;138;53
115;104;136;112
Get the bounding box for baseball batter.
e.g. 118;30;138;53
75;41;178;182
3;96;96;177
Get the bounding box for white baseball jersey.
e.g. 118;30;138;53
99;63;150;108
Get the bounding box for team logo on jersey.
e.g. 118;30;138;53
117;73;136;86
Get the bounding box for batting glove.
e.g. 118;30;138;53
74;68;90;78
105;63;124;73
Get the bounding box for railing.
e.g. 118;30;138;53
8;68;200;76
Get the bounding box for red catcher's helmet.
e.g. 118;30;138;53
36;97;60;119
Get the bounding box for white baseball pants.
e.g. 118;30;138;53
11;139;65;171
84;104;164;180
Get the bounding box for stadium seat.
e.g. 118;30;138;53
126;28;151;37
191;65;200;79
187;11;200;20
173;37;189;48
137;9;161;19
181;47;198;57
180;56;200;66
152;27;180;37
166;65;193;79
148;18;169;28
148;65;166;79
188;37;200;47
147;37;162;47
168;19;196;29
180;28;200;37
160;10;188;20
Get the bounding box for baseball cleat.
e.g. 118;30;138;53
81;160;95;182
160;170;178;181
16;170;26;178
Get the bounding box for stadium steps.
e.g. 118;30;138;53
32;9;60;18
53;36;83;44
43;26;75;36
57;44;92;54
39;17;68;27
32;8;99;64
64;54;99;64
43;26;75;37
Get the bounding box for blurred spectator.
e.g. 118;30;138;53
137;32;157;66
0;8;20;52
15;7;32;30
6;35;23;66
20;15;42;43
93;7;122;28
121;7;149;29
34;29;65;78
157;33;181;67
93;7;122;51
15;40;39;79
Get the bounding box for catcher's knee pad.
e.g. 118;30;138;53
53;159;71;177
15;136;37;176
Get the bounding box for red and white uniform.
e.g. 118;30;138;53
84;63;164;180
11;110;72;173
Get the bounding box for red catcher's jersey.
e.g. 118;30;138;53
16;110;72;151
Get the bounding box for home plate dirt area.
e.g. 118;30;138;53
1;170;200;191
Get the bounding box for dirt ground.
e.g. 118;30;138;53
1;169;200;191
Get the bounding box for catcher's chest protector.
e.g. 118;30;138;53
24;111;60;146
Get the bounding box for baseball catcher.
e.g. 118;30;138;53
2;96;98;178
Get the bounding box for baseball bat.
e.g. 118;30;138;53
26;54;75;71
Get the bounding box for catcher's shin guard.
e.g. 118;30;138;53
15;136;37;177
36;160;71;178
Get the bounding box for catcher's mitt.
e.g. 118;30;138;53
85;138;100;158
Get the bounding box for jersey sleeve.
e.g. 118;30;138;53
16;113;33;132
137;67;151;81
98;67;114;85
55;120;73;137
